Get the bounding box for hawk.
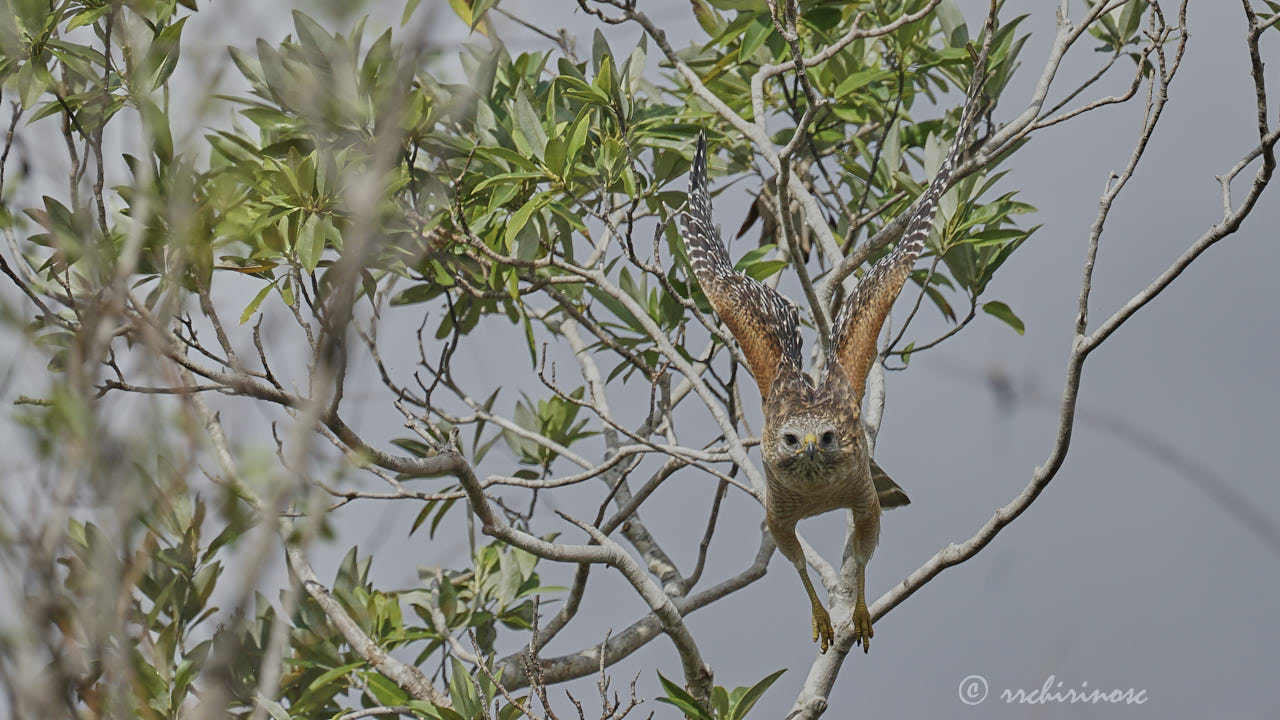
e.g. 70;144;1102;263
680;84;980;654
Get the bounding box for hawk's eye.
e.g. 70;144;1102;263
820;430;835;447
783;433;798;447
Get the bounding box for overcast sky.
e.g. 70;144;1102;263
5;1;1280;718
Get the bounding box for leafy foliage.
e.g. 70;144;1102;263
658;668;786;720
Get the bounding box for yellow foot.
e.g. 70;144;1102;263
852;602;874;654
811;605;834;654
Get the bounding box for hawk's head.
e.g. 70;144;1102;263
764;409;863;481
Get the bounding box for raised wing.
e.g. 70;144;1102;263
682;132;803;400
829;70;985;400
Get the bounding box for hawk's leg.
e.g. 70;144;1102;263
851;561;872;652
768;516;834;653
845;504;881;654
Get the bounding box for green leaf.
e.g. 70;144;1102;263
586;285;642;331
66;6;109;31
496;551;522;606
446;0;472;26
519;303;538;367
229;45;266;88
591;28;613;75
513;93;548;160
963;228;1026;247
402;0;423;24
505;193;548;251
881;121;901;182
982;300;1025;334
430;706;468;720
239;282;275;325
593;55;616;103
709;0;767;9
366;671;409;706
150;17;189;90
136;96;174;163
307;661;363;692
834;69;892;98
475;146;540;172
15;63;43;110
296;214;324;271
68;518;86;548
256;697;291;720
564;108;593;171
449;657;483;718
1118;0;1149;40
293;11;339;58
391;284;442;306
728;668;785;720
406;700;466;720
732;244;775;270
438;575;457;621
622;41;646;96
924;285;956;323
334;546;362;598
935;0;970;47
711;686;731;720
512;220;542;262
469;0;500;30
544;136;566;177
742;257;786;281
498;698;531;720
473;171;545;193
924;131;943;179
430;498;459;538
656;672;713;720
740;15;773;62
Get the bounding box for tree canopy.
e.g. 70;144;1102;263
1;0;1272;718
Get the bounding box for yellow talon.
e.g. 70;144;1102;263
811;604;834;654
852;601;874;654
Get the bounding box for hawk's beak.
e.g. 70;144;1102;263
802;433;818;461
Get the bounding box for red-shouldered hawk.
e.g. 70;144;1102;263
680;70;982;654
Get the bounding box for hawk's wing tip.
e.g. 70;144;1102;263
692;131;707;177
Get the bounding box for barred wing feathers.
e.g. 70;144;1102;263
682;132;803;400
829;83;982;400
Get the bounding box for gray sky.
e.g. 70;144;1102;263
4;0;1279;718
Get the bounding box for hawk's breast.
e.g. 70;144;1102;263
768;453;875;521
